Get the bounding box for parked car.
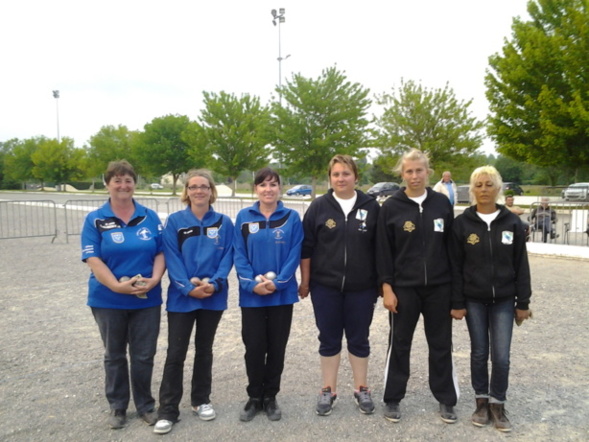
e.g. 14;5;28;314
562;182;589;201
286;184;312;197
503;182;524;195
366;182;400;200
150;183;164;189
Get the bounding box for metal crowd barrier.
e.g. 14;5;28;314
527;200;589;246
0;200;58;242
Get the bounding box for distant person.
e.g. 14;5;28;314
299;154;380;417
376;149;458;424
433;171;457;205
153;170;234;435
81;160;165;429
505;195;530;240
450;165;532;433
233;167;303;422
530;197;558;242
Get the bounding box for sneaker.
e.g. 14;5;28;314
471;398;490;427
192;403;216;421
263;397;282;421
140;409;158;426
439;403;457;424
108;409;126;429
239;397;262;422
383;402;401;423
316;387;337;416
489;403;512;432
153;419;174;434
354;386;375;414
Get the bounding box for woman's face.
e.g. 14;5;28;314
255;176;281;205
401;159;428;193
186;176;211;208
106;174;135;201
472;174;499;205
330;162;356;198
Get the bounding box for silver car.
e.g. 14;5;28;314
562;183;589;201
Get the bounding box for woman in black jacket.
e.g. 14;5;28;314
450;165;531;432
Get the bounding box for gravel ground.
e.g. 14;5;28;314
0;237;588;442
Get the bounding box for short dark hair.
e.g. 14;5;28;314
254;167;281;186
104;160;137;184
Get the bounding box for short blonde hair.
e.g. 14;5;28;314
328;154;359;181
469;165;503;205
393;148;433;183
181;169;218;205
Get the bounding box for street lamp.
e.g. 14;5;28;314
52;90;60;142
271;8;290;97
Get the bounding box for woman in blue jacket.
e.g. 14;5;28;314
154;170;234;435
233;167;303;422
81;160;165;430
450;166;531;432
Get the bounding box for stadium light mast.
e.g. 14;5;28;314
52;90;60;142
271;8;290;102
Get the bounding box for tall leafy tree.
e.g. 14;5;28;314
3;137;45;187
199;91;270;196
87;125;138;179
135;114;206;194
31;138;86;187
270;66;372;197
485;0;589;182
374;79;484;169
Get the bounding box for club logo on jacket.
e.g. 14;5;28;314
325;219;336;229
434;218;444;232
137;227;153;241
467;233;480;245
273;228;284;240
207;228;219;239
403;221;416;232
249;223;260;234
501;231;514;245
111;232;124;243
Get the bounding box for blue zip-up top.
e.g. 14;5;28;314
81;199;163;309
163;205;234;312
234;200;303;308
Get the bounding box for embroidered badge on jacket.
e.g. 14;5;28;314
403;221;416;232
467;233;480;245
501;231;514;245
325;219;336;229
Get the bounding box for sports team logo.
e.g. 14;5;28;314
467;233;480;245
249;223;260;234
111;232;124;243
137;227;152;240
403;221;416;232
207;228;219;239
325;219;336;229
273;229;284;240
502;231;514;245
434;218;444;232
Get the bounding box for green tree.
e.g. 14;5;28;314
199;91;270;196
270;66;372;197
87;125;138;180
485;0;589;182
374;79;485;169
135;114;206;194
3;137;46;188
31;138;86;187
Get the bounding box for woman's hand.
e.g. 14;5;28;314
253;276;276;295
382;284;398;313
451;309;467;320
298;283;310;299
515;308;532;326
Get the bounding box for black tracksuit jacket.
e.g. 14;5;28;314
450;205;531;310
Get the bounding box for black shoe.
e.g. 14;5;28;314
263;397;282;421
109;409;126;429
440;403;457;424
383;402;401;422
239;397;262;422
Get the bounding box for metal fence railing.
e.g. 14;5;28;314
0;200;58;242
527;201;589;246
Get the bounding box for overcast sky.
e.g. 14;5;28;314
0;0;530;153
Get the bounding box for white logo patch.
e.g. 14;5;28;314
434;218;444;232
111;232;124;243
249;223;260;234
207;228;219;239
502;231;514;245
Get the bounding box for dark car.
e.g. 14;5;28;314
285;184;312;197
366;182;400;200
503;182;524;195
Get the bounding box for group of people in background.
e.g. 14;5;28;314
82;150;531;436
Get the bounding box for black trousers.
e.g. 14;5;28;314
241;304;293;399
383;283;458;406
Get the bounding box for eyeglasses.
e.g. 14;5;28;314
187;185;211;191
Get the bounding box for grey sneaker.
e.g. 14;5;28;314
140;409;158;426
239;397;262;422
354;386;375;414
384;402;401;422
263;397;282;421
153;419;174;434
316;387;337;416
440;403;457;424
108;409;126;429
192;403;216;421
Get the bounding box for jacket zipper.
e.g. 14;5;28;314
341;215;348;291
487;223;496;300
419;203;427;286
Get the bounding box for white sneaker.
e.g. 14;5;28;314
192;403;216;421
153;419;173;434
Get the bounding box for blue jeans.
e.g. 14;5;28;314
465;298;514;403
92;306;161;414
157;309;223;422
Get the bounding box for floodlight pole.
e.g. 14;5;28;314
52;90;60;142
271;8;289;103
